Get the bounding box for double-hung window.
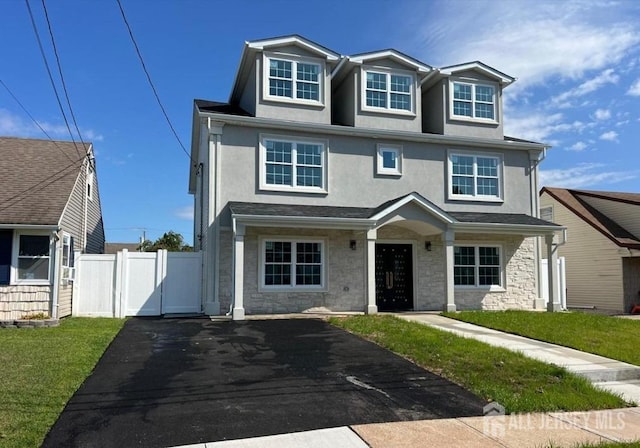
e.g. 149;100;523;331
266;55;322;104
452;81;496;121
262;240;324;289
454;245;502;288
364;70;413;113
261;136;327;193
449;152;502;200
61;233;75;282
14;233;51;284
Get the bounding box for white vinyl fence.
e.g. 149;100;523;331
541;256;567;310
72;249;202;317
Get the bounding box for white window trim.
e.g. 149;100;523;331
360;66;417;116
376;143;402;176
259;133;329;194
453;243;504;291
449;78;499;124
262;52;326;107
11;231;52;286
258;237;327;292
447;149;504;202
61;232;75;283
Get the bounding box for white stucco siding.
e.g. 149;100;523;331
215;125;535;220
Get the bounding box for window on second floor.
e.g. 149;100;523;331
259;135;328;193
362;69;415;114
451;81;497;122
448;151;503;201
264;54;323;105
376;144;402;176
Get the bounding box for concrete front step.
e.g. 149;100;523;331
578;367;640;382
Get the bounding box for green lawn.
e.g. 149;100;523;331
0;318;125;448
330;315;629;414
442;310;640;366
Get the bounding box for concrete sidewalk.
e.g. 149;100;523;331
173;407;640;447
398;313;640;404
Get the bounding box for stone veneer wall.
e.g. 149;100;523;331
453;235;537;310
216;226;538;314
0;286;51;320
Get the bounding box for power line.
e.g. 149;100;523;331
115;0;195;166
0;78;77;164
24;0;82;159
40;0;88;153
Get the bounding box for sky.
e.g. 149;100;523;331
1;0;639;244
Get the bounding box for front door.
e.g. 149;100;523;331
375;244;413;311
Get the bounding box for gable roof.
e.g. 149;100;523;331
439;61;515;85
0;136;90;226
541;187;640;249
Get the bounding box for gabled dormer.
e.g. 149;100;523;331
421;61;515;139
332;50;433;132
229;35;341;124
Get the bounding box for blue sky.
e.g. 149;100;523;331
1;0;639;243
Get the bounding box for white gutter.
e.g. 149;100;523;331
0;224;58;230
451;222;565;236
197;110;547;152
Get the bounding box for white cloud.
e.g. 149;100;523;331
505;112;591;142
593;109;611;120
0;108;103;142
627;79;640;96
552;69;619;105
599;130;619;141
540;163;636;188
174;205;193;220
415;1;640;93
567;141;587;152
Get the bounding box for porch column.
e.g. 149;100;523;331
366;229;378;314
443;229;456;312
232;223;245;320
546;233;561;312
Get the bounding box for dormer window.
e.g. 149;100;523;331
362;68;415;115
263;53;324;105
450;80;497;122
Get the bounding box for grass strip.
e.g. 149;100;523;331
443;310;640;366
0;318;125;448
330;315;628;414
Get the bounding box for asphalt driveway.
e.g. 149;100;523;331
42;317;487;448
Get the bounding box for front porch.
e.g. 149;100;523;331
208;193;564;320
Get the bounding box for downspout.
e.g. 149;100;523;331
82;161;89;252
50;229;61;319
531;147;547;302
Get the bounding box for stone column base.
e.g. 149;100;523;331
534;298;546;310
444;303;457;312
547;302;562;312
366;305;378;315
232;307;245;320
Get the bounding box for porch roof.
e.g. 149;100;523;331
229;193;562;234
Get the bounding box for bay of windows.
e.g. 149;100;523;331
454;245;501;287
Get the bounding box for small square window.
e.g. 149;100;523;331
376;144;402;176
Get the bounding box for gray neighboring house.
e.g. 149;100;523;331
540;187;640;313
189;35;563;320
0;136;105;320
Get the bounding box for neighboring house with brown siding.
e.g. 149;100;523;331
540;187;640;313
0;136;105;320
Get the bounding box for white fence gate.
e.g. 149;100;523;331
541;256;567;310
72;249;202;317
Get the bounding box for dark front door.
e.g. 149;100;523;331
375;244;413;311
